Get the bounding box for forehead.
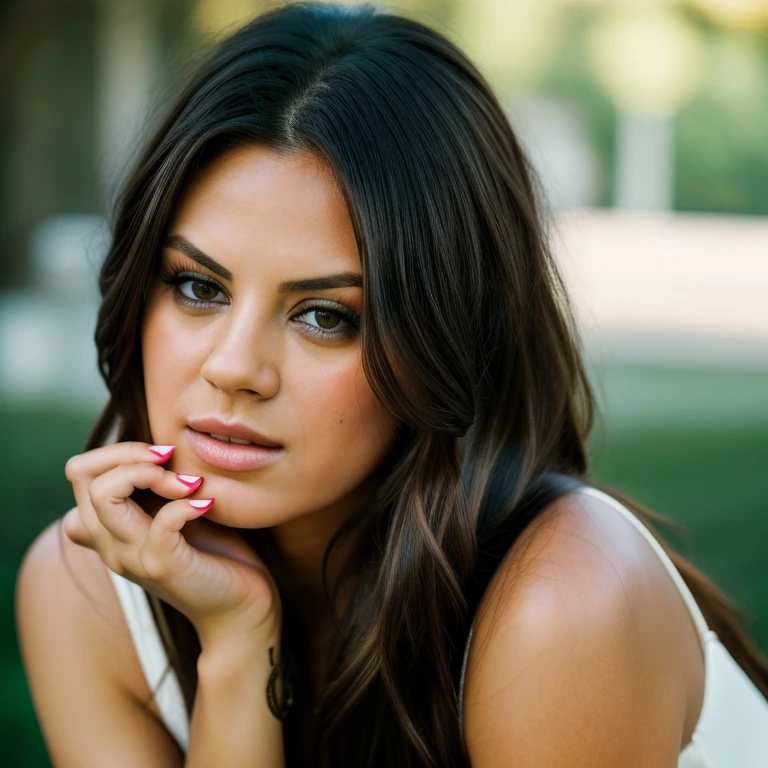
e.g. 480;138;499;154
168;144;360;276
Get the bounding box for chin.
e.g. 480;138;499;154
189;486;293;530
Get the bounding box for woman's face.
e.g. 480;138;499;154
141;144;399;530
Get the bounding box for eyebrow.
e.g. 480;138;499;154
163;234;363;292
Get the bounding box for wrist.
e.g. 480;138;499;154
197;629;294;720
195;608;282;656
190;630;287;768
197;637;274;686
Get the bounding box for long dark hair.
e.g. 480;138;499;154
78;3;768;765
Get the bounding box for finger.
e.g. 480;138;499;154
66;442;176;538
65;442;177;487
88;463;204;543
61;506;95;550
138;497;215;580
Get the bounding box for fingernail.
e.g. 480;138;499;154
189;498;215;514
149;445;175;462
176;474;203;491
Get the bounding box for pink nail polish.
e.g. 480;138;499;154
176;474;203;491
149;445;175;462
189;498;215;514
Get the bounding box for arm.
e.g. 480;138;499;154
16;519;186;767
462;494;690;767
17;518;287;768
49;441;290;765
186;631;286;768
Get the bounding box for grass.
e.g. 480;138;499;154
588;420;768;649
1;404;93;768
2;361;766;765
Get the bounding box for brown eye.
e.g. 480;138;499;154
191;280;220;302
292;303;359;339
159;268;229;306
314;310;340;330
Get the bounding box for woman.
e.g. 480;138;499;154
15;2;768;766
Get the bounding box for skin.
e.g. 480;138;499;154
15;141;707;767
462;492;706;766
141;144;399;629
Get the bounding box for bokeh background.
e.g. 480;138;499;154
2;0;766;764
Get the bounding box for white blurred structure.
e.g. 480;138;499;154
0;215;110;408
614;114;675;210
97;0;161;193
553;208;768;367
510;96;599;210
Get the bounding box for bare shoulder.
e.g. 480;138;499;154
462;490;703;768
16;513;152;703
15;512;182;767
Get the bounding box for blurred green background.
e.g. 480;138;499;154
1;0;767;765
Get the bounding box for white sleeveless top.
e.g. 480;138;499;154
108;486;768;764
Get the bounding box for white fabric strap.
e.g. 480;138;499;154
107;570;190;752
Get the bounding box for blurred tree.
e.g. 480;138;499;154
585;3;706;209
689;0;768;30
675;28;768;214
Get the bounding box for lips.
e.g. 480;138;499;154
185;427;284;472
186;417;282;448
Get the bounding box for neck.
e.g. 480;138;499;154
264;479;376;633
269;511;352;630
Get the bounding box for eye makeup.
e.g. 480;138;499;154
158;262;361;340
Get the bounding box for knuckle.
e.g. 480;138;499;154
102;552;126;578
138;546;168;581
134;462;164;488
64;455;83;482
146;462;166;482
87;474;107;506
115;502;136;530
61;508;87;545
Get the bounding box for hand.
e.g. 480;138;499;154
62;442;281;647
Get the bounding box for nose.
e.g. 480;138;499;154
199;302;280;398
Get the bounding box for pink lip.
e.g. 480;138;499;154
187;417;282;448
185;427;285;471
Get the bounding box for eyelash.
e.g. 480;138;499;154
158;267;360;340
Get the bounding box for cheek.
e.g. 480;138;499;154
141;295;199;427
292;355;396;469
